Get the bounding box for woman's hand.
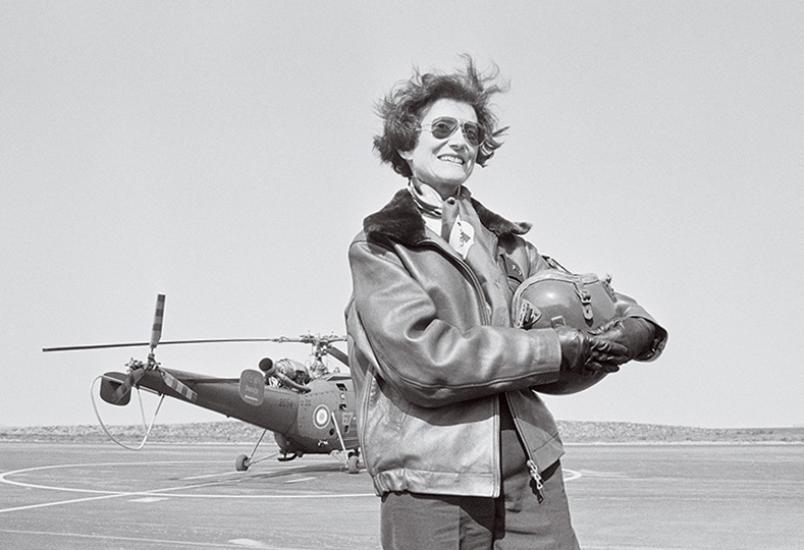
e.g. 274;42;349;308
555;326;630;374
590;317;657;361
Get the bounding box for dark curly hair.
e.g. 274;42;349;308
373;56;509;178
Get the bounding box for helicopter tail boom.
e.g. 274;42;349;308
99;372;132;406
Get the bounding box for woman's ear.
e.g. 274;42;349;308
397;149;413;161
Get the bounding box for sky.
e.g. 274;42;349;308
2;1;802;429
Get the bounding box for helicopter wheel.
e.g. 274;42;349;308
235;454;251;471
347;453;360;474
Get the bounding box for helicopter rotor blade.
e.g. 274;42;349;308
43;335;349;353
44;341;155;352
326;345;349;367
150;294;165;351
43;337;297;352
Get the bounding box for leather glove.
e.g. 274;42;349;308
591;317;657;360
555;326;630;374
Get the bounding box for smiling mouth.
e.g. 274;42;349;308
438;154;465;165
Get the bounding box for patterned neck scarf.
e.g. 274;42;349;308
408;179;512;327
407;179;446;219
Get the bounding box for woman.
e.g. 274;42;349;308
345;58;667;550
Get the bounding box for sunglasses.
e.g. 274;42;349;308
418;117;485;147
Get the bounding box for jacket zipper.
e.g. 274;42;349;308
526;458;545;503
420;239;499;494
430;239;547;502
420;240;491;325
429;236;545;503
506;393;546;503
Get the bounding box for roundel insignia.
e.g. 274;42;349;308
313;405;331;429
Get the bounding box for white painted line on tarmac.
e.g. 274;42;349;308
181;470;246;480
1;471;228;497
229;539;276;548
0;493;134;514
0;475;239;513
0;460;375;506
576;468;627;478
129;496;167;503
0;529;305;549
284;476;316;484
563;468;582;482
180;461;286;480
135;491;376;499
0;463;288;513
1;464;126;495
0;460;222;494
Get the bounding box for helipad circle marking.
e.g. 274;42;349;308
1;461;579;502
0;460;374;499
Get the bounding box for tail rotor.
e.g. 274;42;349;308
149;293;165;362
107;294;166;404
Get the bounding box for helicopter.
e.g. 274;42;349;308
42;294;362;474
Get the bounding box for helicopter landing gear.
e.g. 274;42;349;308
234;428;277;472
328;410;361;474
277;451;299;462
347;451;361;474
235;454;250;471
330;449;361;473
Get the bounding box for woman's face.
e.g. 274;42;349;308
399;98;479;199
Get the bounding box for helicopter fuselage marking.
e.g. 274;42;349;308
313;405;330;429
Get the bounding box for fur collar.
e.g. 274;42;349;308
364;188;531;246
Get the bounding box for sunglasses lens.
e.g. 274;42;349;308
463;123;482;146
426;117;484;146
430;118;458;139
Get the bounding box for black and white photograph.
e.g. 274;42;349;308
2;2;802;549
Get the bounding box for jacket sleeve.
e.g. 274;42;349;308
521;240;668;361
348;239;562;408
609;291;668;361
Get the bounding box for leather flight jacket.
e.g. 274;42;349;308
345;189;666;497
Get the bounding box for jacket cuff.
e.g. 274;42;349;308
630;317;668;361
525;327;562;384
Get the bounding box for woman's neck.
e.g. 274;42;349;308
411;177;460;201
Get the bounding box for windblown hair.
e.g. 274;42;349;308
373;56;509;178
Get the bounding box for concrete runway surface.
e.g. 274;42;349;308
1;442;802;549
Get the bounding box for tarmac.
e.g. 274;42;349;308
1;441;802;549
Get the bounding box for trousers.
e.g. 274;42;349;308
380;403;580;550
